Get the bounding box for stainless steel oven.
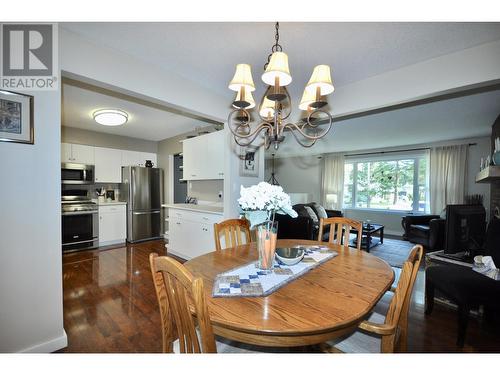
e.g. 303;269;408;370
61;163;94;185
62;188;98;252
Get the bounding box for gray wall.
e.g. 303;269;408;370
265;155;323;202
266;136;491;236
62;126;158;153
0;89;66;352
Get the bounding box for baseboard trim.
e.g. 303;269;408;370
20;330;68;353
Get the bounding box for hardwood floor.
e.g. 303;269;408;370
60;240;500;353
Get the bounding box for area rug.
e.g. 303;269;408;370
368;238;414;268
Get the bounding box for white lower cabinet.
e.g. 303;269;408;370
167;208;222;260
98;204;127;246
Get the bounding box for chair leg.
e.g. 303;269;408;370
457;304;470;348
425;279;434;315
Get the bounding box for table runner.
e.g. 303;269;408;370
212;245;338;298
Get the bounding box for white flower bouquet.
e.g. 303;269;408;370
238;181;297;228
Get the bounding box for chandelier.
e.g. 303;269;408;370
227;22;334;150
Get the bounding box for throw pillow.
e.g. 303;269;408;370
304;206;319;223
310;202;328;219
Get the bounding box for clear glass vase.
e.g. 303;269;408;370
256;220;278;270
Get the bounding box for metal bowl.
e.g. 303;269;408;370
275;247;305;266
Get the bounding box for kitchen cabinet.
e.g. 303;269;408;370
61;143;158;181
167;208;222;259
182;136;201;179
61;143;95;164
182;131;225;180
122;150;157;167
98;204;127;245
94;147;123;183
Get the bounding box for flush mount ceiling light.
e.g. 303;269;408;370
228;22;335;150
93;109;128;126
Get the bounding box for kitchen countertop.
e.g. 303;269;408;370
163;203;223;215
92;200;127;206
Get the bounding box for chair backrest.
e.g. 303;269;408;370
403;245;423;313
214;218;251;251
149;253;177;353
318;217;363;250
395;244;423;352
381;260;414;353
150;254;217;353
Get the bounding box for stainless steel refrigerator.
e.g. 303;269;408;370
121;166;163;243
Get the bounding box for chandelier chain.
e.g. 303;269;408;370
264;22;283;71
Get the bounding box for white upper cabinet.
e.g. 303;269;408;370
205;131;225;178
61;143;72;163
182;131;225;180
182;136;204;180
94;147;123;183
122;150;157;167
61;143;95;165
61;143;158;182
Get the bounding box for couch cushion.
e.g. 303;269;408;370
310;202;328;219
410;224;430;233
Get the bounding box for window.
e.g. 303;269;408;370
343;151;429;213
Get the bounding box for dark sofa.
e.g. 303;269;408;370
275;202;342;240
401;214;445;250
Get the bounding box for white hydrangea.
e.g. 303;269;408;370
238;182;297;228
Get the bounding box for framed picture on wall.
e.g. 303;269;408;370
239;146;259;177
0;90;34;145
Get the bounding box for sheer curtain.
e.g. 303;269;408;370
430;144;468;215
321;153;345;210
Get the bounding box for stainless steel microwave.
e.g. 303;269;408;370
61;163;95;185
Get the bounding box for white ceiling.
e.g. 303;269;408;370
62;22;500;101
61;82;214;141
274;89;500;157
60;23;500;144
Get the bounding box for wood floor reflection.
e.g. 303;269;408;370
60;240;500;353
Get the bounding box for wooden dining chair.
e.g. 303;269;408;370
214;218;251;251
322;259;415;353
149;253;255;353
318;217;363;250
390;244;423;352
149;253;177;353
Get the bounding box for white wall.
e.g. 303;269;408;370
62;126;158;153
223;125;265;219
0;88;66;351
267;136;491;236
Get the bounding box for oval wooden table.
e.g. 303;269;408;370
184;239;394;348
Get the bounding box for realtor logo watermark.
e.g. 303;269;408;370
1;23;58;90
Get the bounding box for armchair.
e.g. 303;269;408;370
401;214;445;250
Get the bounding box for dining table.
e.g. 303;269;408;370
184;239;394;348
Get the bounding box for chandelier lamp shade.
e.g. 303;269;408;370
227;22;334;150
261;51;292;86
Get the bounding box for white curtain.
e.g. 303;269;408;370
430;144;468;215
321;153;345;210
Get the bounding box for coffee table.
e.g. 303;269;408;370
350;223;384;252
